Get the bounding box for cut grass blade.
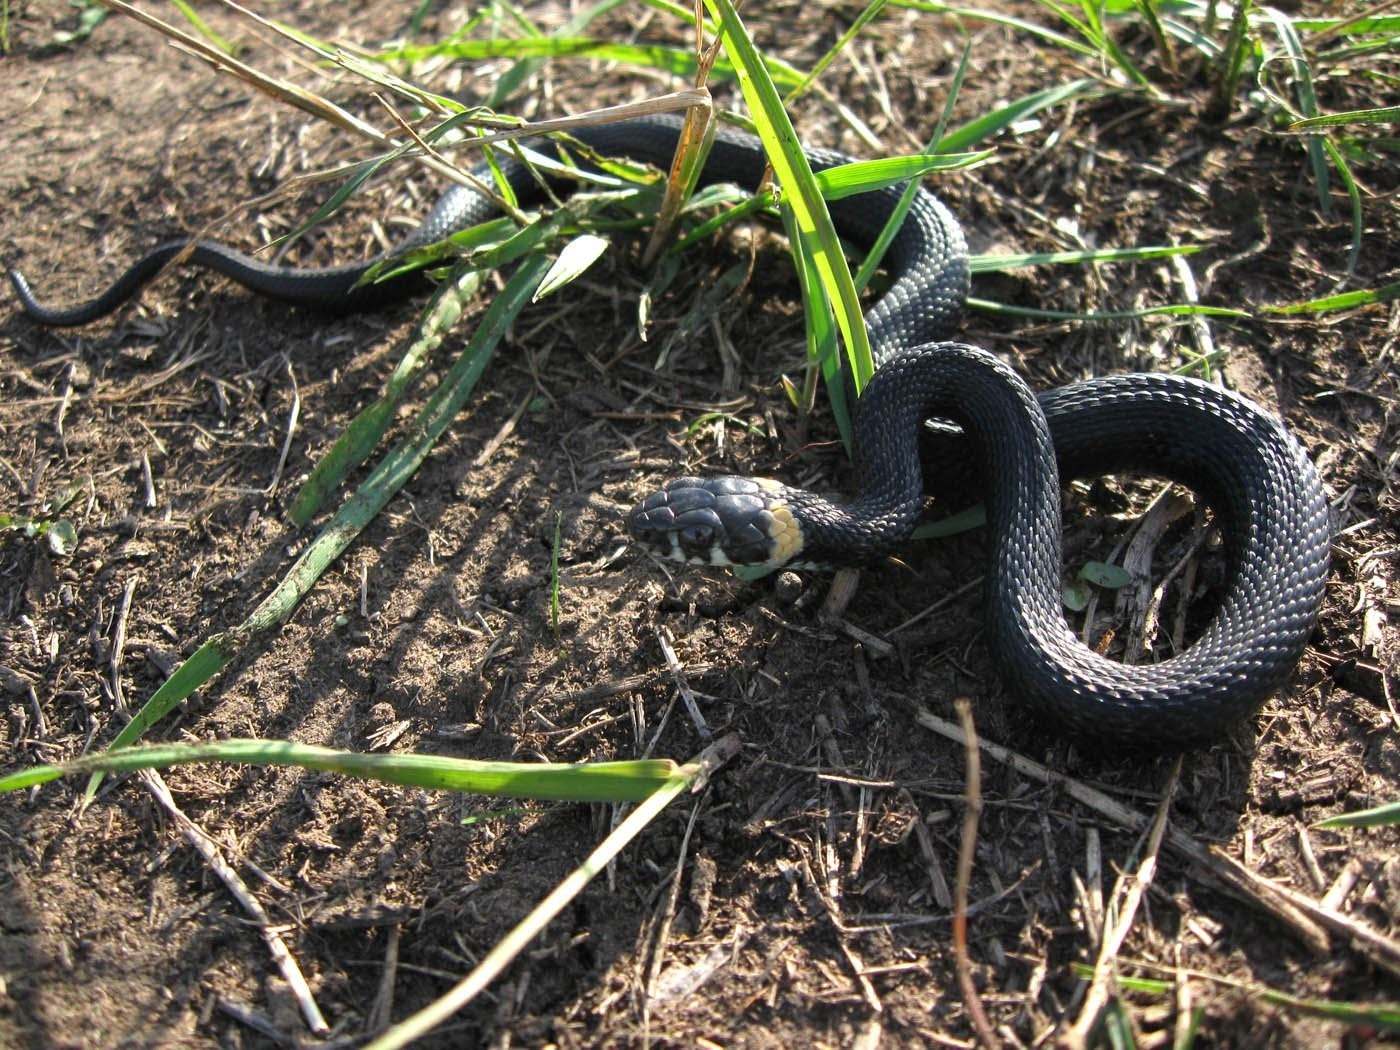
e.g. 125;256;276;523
1315;800;1400;829
1264;280;1400;315
969;243;1200;272
704;0;875;389
967;297;1248;320
2;739;685;803
1291;105;1400;129
816;149;993;199
85;253;553;799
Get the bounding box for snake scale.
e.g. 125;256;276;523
8;115;1331;747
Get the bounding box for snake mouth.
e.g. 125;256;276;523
627;476;806;569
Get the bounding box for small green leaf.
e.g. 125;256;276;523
46;520;78;557
1063;581;1091;611
533;234;611;302
1080;561;1134;588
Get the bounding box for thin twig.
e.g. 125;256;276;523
643;796;705;1017
952;699;996;1048
913;708;1332;953
109;578;138;714
266;360;300;495
363;734;741;1050
656;627;711;739
140;769;329;1035
1061;756;1181;1048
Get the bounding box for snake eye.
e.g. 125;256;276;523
679;524;715;551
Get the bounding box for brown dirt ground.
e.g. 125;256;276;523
1;1;1397;1047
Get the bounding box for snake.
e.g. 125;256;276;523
8;115;1330;747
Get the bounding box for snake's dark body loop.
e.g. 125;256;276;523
9;116;1330;747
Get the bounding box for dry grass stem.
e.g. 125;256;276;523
952;698;996;1048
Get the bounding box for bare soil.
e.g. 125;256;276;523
1;2;1397;1047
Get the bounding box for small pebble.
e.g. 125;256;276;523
773;571;804;604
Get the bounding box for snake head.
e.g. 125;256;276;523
627;476;807;570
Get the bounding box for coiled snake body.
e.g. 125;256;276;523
9;116;1330;747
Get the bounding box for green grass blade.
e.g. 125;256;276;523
377;37;808;91
1264;280;1400;315
6;739;683;803
815;149;993;199
290;266;485;524
856;43;971;292
363;735;737;1049
969;244;1200;272
358;215;518;286
487;0;629;107
1261;8;1329;212
783;0;890;103
911;504;986;539
1319;135;1363;280
1315;800;1400;829
967;296;1249;320
779;200;850;448
938;78;1097;153
704;0;875;388
1296;16;1400;35
86;253;553;798
168;0;237;54
890;0;1100;57
1068;960;1400;1033
1290;105;1400;130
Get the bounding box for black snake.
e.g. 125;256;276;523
8;115;1331;746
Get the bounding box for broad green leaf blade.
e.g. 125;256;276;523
703;0;874;388
533;233;612;301
7;739;684;803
